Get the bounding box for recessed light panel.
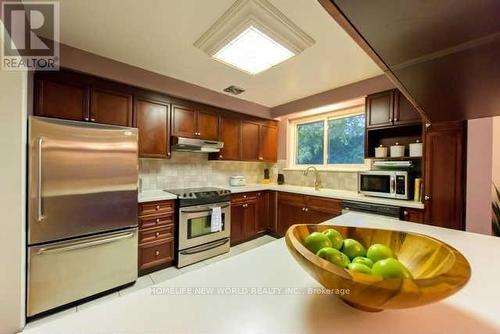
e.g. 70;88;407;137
213;26;295;75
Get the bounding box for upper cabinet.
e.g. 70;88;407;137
90;88;133;126
171;104;219;140
366;89;421;129
134;97;170;159
240;121;278;162
35;78;89;121
218;116;241;160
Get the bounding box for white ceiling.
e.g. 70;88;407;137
55;0;382;107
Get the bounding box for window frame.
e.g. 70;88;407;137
287;106;370;172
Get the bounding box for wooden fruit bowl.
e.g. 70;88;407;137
285;224;471;312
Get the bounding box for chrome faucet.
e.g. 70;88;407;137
304;166;322;191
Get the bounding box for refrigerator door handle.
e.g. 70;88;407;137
37;137;45;222
36;231;135;255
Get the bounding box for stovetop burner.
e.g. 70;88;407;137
164;187;231;206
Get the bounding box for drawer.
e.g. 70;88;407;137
138;213;174;229
306;196;342;214
138;200;175;217
401;207;424;224
138;238;174;272
232;192;258;203
139;225;174;244
278;192;305;206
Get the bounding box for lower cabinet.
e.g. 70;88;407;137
137;200;176;275
277;192;342;237
401;207;425;224
231;191;270;245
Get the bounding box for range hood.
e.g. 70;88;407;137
171;136;224;153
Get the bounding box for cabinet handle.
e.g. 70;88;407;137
167;152;171;156
426;123;431;128
243;195;247;198
84;117;89;121
424;195;431;201
389;118;392;122
219;155;223;159
403;210;408;216
394;118;399;122
258;157;264;160
155;232;160;237
156;205;160;210
156;218;160;223
90;118;96;122
155;250;160;256
242;204;248;208
305;208;309;212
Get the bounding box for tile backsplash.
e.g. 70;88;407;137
139;154;358;192
139;152;273;190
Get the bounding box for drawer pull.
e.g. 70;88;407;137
404;210;409;216
155;232;160;237
155;250;160;256
156;205;160;210
243;195;247;198
156;218;160;223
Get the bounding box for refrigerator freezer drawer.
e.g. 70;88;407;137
27;228;138;317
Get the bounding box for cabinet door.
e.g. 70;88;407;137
134;98;170;158
172;104;196;138
259;124;278;162
35;78;89;121
366;90;394;128
394;91;421;126
197;110;219;140
230;203;246;245
305;196;342;224
219;116;241;160
243;199;258;239
241;121;260;161
424;121;465;230
277;201;304;237
256;191;269;233
90;88;132;126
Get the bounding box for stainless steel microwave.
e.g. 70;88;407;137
358;171;413;199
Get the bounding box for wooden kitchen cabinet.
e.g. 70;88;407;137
277;192;342;236
241;121;260;161
90;88;133;126
34;77;89;121
216;116;241;160
366;89;421;128
259;124;278;162
400;207;424;224
424;121;465;230
171;104;219;140
231;191;271;245
137;200;176;275
134;97;170;159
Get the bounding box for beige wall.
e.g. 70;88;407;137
466;118;493;235
0;22;27;333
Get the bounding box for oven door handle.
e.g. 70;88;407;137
180;204;230;214
179;239;229;255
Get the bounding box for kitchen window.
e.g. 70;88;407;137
289;107;368;171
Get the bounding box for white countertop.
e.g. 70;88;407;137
24;212;500;334
140;184;424;209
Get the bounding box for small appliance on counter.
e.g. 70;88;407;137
390;142;406;157
165;187;231;268
374;145;388;158
229;175;246;186
277;173;285;185
261;168;271;184
409;140;423;157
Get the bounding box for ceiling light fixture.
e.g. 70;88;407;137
194;0;314;75
213;25;294;75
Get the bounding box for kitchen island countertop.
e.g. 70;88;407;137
24;212;500;334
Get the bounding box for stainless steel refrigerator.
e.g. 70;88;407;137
27;116;139;317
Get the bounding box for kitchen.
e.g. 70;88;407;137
1;0;500;333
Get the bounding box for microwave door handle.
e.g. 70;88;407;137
390;176;396;195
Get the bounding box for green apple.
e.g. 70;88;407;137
367;244;395;263
352;256;374;268
322;228;344;250
347;262;372;274
316;247;350;268
341;239;367;260
304;232;332;254
372;258;412;279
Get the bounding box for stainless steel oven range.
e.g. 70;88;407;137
165;188;231;268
